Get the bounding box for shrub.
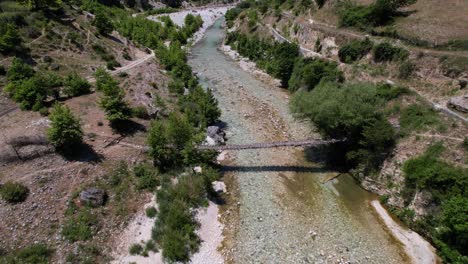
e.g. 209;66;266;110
373;42;409;62
338;38;373;63
62;210;97;242
0;23;22;54
129;243;143;255
7;57;34;82
132;105;149;119
145;240;157;252
106;59;121;70
288;58;344;92
400;104;441;134
398;61;415;79
146;207;158;218
0;181;29;203
375;83;409;101
47;104;83;151
63;73;91;97
339;0;416;29
94;11;113;35
134;163;159;190
0;244;53;264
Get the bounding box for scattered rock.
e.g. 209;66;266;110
43;56;52;63
193;166;202;173
448;95;468;113
205;126;226;146
79;188;107;207
459;79;467;89
212;181;226;193
50;63;60;71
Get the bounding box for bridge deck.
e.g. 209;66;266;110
197;139;340;151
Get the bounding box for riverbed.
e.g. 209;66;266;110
189;18;411;263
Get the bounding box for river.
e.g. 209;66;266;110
189;18;409;263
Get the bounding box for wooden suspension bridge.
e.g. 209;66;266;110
197;139;342;151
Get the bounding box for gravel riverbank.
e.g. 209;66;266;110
189;18;415;264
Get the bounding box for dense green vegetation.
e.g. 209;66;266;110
0;244;53;264
399;104;442;135
373;42;409;62
0;181;29;203
339;0;417;30
152;167;220;262
288;57;343;92
338;38;373;63
94;68;132;126
226;31;344;91
226;31;300;87
291;82;397;171
47;103;84;152
63;72;91;97
402;143;468;263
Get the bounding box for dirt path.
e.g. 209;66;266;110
283;12;468;59
265;20;468;124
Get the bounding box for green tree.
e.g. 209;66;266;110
63;72;91;97
47;104;83;151
0;24;22;54
147;120;174;169
99;88;131;124
94;11;113;35
7;57;35;82
16;0;62;10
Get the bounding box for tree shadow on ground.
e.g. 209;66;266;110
61;143;103;163
303;142;348;173
111;119;147;136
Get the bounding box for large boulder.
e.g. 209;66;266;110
79;188;107;207
205;126;226;146
448;95;468;113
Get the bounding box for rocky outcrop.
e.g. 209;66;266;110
448;95;468;113
79;188;107;207
204;126;226;146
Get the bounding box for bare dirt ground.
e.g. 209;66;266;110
0;50;169;261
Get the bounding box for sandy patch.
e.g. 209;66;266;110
111;195;163;264
371;200;439;264
191;201;224;264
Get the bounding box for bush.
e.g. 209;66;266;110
63;73;91;97
375;83;409;101
96;69;131;125
398;61;415;79
47;104;83;151
129;243;143;255
400;104;441;134
373;42;409;62
134;163;159;190
338;38;373;63
132;105;149;119
146;207;158;218
0;181;29;203
339;0;417;29
94;11;113;35
7;57;34;82
62;209;98;242
0;23;22;54
288;58;344;92
402;143;468;261
106;59;121;70
0;244;53;264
